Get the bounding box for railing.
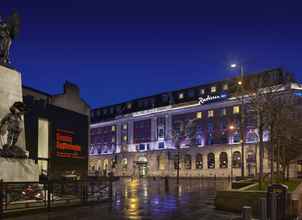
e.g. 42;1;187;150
0;178;114;218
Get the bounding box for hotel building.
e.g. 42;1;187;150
88;68;302;178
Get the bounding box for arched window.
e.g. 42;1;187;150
184;154;192;169
208;153;215;169
122;158;128;169
232;151;242;168
157;154;166;170
219;152;228;168
196;154;203;169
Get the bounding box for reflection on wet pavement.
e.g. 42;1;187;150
9;178;239;220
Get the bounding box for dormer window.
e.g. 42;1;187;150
103;109;108;115
211;86;216;93
223;84;228;90
127;103;132;109
200;89;205;95
178;93;184;99
188;89;195;97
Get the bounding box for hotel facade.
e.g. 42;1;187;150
88;68;302;178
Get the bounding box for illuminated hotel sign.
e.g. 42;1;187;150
198;93;228;105
56;129;84;159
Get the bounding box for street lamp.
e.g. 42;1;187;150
230;63;246;178
229;125;235;181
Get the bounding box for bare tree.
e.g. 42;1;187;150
169;118;199;184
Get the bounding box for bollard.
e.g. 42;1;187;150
0;179;3;219
291;199;299;219
242;206;252;220
271;192;277;220
260;197;267;220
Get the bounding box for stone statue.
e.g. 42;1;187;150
0;101;27;158
0;11;20;65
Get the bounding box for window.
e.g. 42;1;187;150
111;137;115;142
208;110;214;118
116;105;121;112
158;155;166;170
38;119;49;175
184;154;192;169
111;125;116;132
96;110;101;116
122;158;128;169
233;106;240;114
232;151;242;168
220;119;227;130
139;144;145;151
91;111;94;118
221;108;227;116
246;129;258;143
109;107;114;114
103;108;108;114
208;153;215;169
200;88;205;95
188;89;195;97
233;132;241;143
196;112;202;119
123;135;128;142
127;103;132;109
178;93;184;99
123;124;128;130
219;152;228;168
162;94;169;102
207;133;214;145
196;154;203;169
223;84;228;90
208;122;214;132
211;86;216;93
158;142;165;149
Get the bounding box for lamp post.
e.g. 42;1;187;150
229;125;235;180
230;63;246;178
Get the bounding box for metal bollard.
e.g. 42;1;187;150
271;192;277;220
260;197;267;220
0;179;3;219
242;206;252;220
291;199;299;219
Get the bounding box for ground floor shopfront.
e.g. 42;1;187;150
89;144;271;178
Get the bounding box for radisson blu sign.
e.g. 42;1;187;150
198;93;228;105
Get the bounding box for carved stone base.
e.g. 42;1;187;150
0;157;39;182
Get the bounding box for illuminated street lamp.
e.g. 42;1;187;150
230;63;246;178
229;125;235;180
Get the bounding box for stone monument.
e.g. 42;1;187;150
0;12;39;182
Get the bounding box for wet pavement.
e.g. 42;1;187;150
8;178;240;220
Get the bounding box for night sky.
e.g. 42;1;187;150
2;1;302;108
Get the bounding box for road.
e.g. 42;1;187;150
8;178;240;220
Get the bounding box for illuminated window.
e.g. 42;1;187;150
112;137;115;142
178;93;184;99
123;135;128;141
196;112;202;119
111;125;116;131
127;103;132;109
123;124;128;130
233;106;240;114
211;86;216;93
221;108;226;116
200;89;205;95
208;110;214;118
223;84;228;90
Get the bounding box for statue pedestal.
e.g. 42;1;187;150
0;158;39;182
0;65;25;149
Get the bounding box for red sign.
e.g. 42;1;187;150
56;129;84;159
